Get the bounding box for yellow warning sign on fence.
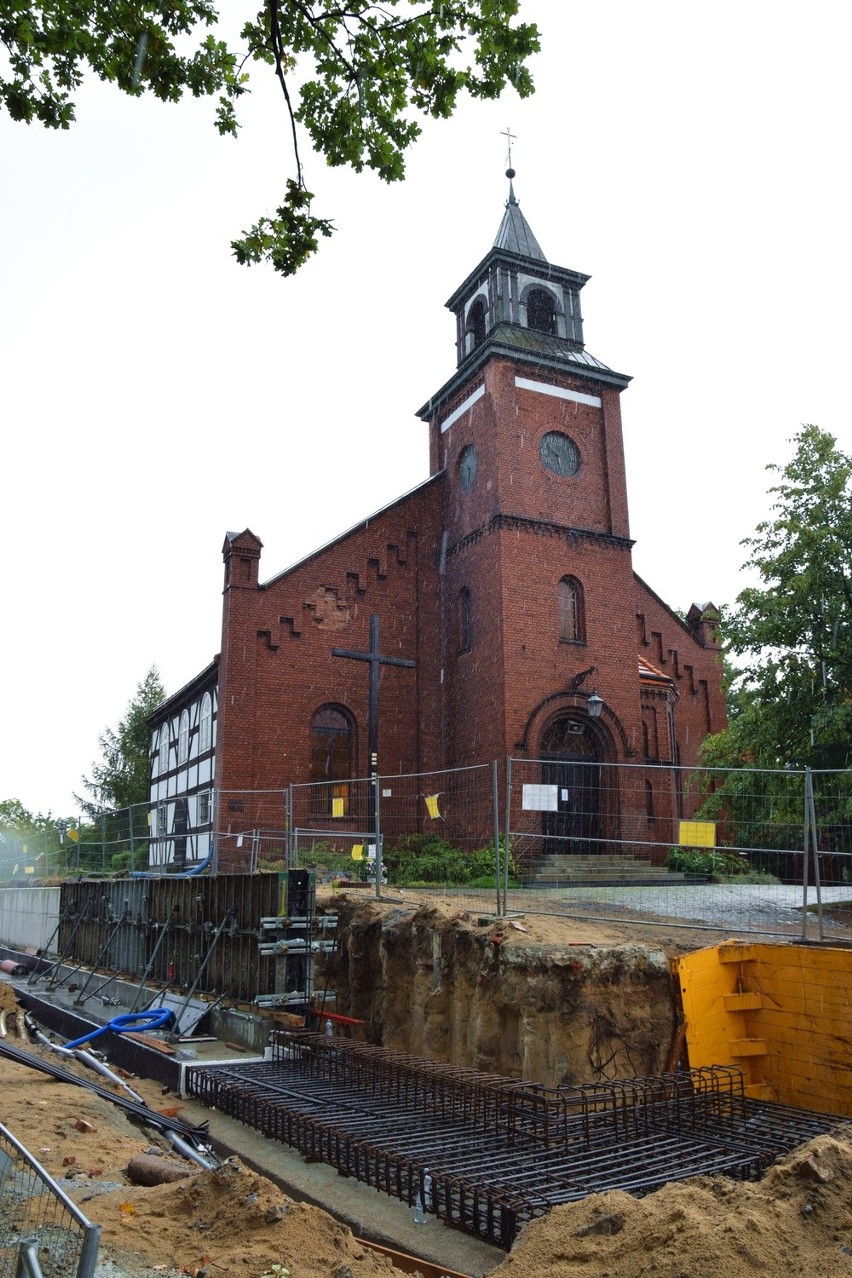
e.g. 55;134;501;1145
678;820;716;848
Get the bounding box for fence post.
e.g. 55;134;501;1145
211;790;220;874
504;757;513;916
374;769;383;899
100;811;106;872
286;783;294;870
492;759;502;917
128;804;135;867
804;767;824;941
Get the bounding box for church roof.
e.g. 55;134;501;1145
488;322;614;372
638;656;673;686
492;182;546;260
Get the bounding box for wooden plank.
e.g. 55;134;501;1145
357;1238;470;1278
718;944;758;964
122;1032;177;1055
723;992;763;1011
729;1038;768;1057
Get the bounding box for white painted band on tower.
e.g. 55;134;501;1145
515;375;601;408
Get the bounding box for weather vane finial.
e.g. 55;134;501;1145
501;126;517;178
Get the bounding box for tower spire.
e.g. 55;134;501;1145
492;131;545;261
501;125;519;206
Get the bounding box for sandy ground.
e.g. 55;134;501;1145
2;903;851;1277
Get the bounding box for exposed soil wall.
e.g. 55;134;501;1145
321;898;679;1086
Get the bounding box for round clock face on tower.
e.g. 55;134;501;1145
539;431;580;477
458;443;478;491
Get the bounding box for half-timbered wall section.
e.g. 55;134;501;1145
148;659;218;867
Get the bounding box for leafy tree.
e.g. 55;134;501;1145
1;2;538;275
0;798;46;833
77;666;166;816
0;800;80;876
701;424;851;771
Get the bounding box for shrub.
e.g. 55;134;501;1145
384;834;518;886
665;846;752;879
110;846;149;874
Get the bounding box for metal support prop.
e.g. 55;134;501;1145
151;910;234;1038
73;906;132;1006
26;897;87;987
30;897;96;991
128;908;176;1014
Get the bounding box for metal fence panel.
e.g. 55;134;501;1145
0;1123;100;1278
212;790;289;874
810;768;852;941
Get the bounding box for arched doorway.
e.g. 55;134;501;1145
539;715;602;854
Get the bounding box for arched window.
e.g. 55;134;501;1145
199;693;212;753
558;576;585;643
466;298;486;349
310;705;354;816
178;709;190;764
459;587;473;653
527;287;557;335
158;725;169;773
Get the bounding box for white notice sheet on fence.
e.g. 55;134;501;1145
522;784;559;812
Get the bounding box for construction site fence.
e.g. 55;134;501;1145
0;1121;101;1278
3;762;848;944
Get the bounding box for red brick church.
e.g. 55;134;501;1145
148;178;725;870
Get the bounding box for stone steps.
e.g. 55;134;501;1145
530;855;688;887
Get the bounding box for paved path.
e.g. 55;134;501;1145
421;883;852;940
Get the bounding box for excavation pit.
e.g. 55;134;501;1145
184;1031;845;1248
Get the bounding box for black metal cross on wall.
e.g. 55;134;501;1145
332;613;415;809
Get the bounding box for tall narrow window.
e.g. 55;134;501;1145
309;706;354;816
199;693;212;753
558;576;585;643
459;587;473;653
178;709;190;764
466;298;486;349
645;780;655;823
528;288;557;335
158;726;169;773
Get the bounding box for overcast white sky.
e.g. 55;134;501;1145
1;2;849;819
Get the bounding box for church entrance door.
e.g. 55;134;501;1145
539;717;601;855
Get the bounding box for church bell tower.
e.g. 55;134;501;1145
416;171;643;771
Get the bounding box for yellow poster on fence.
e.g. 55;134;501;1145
332;797;345;818
424;794;442;820
678;820;716;848
351;844;364;861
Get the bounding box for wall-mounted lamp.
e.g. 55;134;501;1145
586;690;604;718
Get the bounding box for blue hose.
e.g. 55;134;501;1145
64;1007;174;1050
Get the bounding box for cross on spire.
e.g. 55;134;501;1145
501;125;517;174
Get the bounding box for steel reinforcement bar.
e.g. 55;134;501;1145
184;1033;845;1248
